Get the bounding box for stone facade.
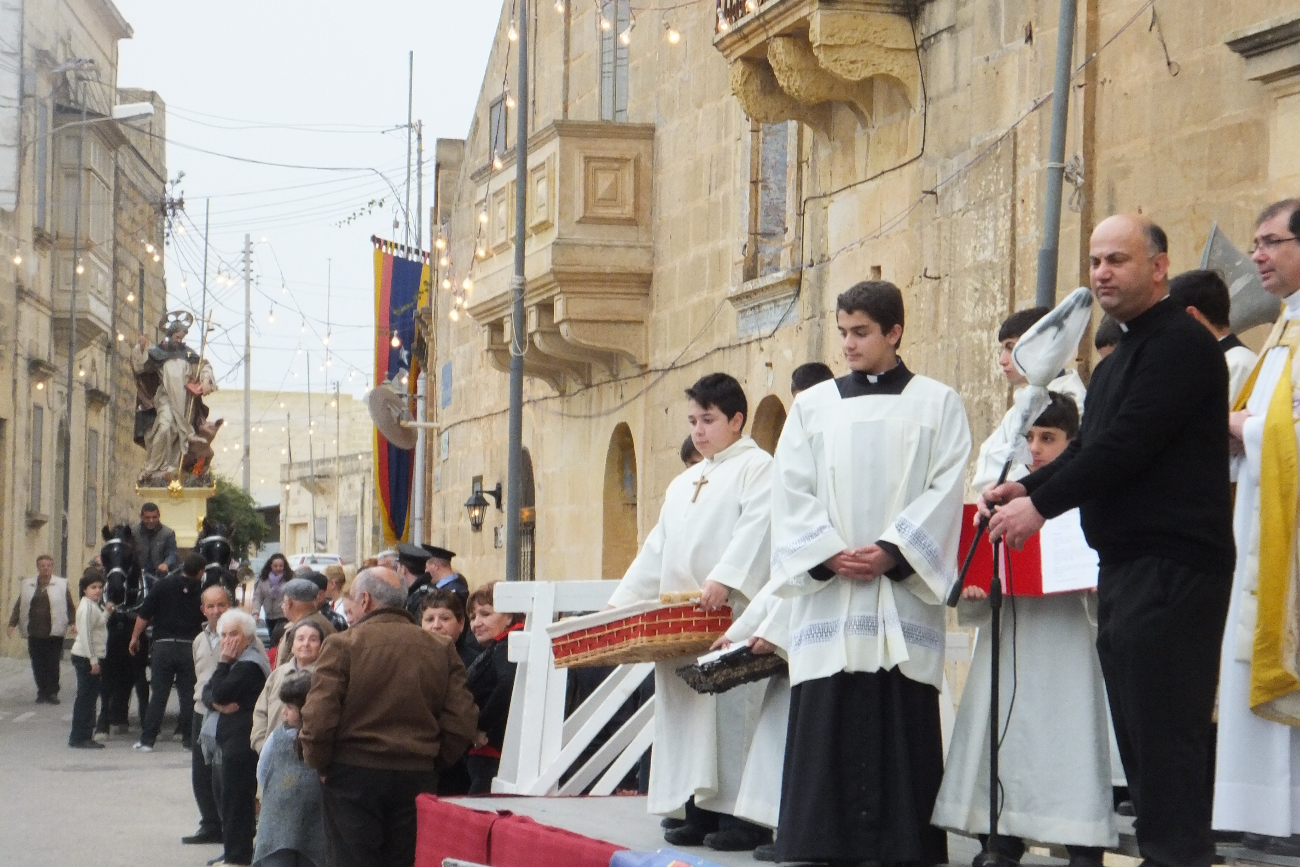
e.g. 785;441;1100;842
280;451;378;565
423;0;1297;590
1;0;168;657
204;389;375;510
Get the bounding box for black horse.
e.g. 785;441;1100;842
101;523;149;612
197;519;237;596
97;524;151;734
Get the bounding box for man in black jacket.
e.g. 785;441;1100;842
985;214;1234;867
206;607;269;867
130;552;208;750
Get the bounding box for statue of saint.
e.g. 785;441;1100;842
132;313;220;486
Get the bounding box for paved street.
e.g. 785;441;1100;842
0;655;219;867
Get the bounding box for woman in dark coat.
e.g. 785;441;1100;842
203;608;270;867
463;582;524;795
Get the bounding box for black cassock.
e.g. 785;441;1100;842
777;669;947;865
775;365;948;866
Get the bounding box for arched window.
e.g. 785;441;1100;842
601;423;638;579
520;448;537;581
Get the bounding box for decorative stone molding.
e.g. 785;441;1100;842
730;58;830;130
467;121;654;393
1225;14;1300;86
715;0;919;126
728;269;801;338
768;36;874;124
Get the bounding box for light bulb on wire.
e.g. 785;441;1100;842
505;93;516;109
126;291;135;303
554;0;564;11
439;256;449;267
600;14;612;31
435;236;446;251
619;12;635;45
75;259;84;275
11;253;20;265
442;278;452;290
449;309;460;322
665;19;681;43
390;331;401;348
507;22;518;41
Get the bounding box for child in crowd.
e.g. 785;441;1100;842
254;672;327;867
420;589;476;796
933;392;1117;867
420;589;477;668
1094;316;1122;359
69;570;111;749
464;581;524;794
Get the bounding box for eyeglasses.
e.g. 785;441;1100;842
1250;236;1300;254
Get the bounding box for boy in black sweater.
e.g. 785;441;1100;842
985;214;1233;867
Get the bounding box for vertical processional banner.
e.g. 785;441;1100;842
372;236;430;544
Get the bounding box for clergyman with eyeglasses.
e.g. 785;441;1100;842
1214;199;1300;856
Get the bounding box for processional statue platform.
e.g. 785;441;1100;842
131;310;223;546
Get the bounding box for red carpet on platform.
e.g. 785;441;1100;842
415;795;627;867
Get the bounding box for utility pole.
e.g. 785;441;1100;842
59;99;88;576
416;121;424;258
505;0;529;581
242;234;252;495
1034;0;1079;308
404;51;414;248
306;351;319;552
200;200;210;353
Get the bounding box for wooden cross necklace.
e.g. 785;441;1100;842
691;460;720;502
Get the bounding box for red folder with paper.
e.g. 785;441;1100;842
958;504;1099;596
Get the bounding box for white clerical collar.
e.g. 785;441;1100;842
1283;288;1300;320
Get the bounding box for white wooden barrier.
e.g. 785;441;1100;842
491;580;656;796
489;580;968;796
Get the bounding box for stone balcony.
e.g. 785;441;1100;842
50;249;113;354
465;120;654;393
713;0;921;132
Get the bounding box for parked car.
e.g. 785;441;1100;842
285;553;343;572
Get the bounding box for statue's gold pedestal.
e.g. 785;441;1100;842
135;482;217;548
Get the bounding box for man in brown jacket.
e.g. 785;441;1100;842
300;566;477;867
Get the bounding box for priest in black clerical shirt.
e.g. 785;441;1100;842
986;214;1234;867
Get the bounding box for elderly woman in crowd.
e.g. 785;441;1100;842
272;579;335;668
251;620;325;752
204;608;270;867
464;581;525;795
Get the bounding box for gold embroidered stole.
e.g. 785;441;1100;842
1237;318;1300;723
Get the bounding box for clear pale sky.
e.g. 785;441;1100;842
112;1;502;413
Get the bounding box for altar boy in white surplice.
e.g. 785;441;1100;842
754;281;971;867
932;392;1116;867
606;373;774;853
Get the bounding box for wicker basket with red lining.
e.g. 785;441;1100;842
548;599;733;669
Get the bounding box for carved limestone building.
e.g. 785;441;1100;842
422;0;1298;586
1;0;168;656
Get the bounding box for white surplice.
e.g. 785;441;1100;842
724;580;791;830
607;435;772;817
757;374;971;691
1224;341;1258;407
932;589;1117;847
1213;292;1300;836
972;369;1088;492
